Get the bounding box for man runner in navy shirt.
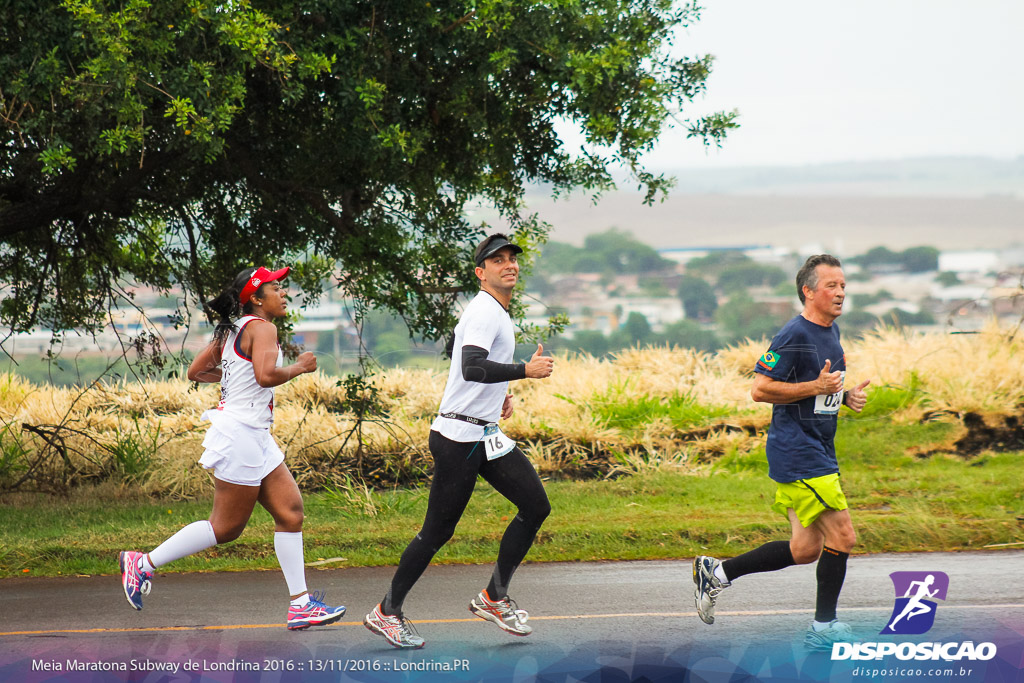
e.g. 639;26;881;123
692;254;871;651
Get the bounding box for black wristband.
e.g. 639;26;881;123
841;390;849;406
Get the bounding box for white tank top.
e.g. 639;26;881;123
216;315;282;428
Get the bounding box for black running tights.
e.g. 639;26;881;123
382;430;550;615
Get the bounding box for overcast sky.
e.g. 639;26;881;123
621;0;1023;169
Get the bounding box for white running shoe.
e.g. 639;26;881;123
693;555;730;625
469;590;532;636
363;603;425;649
804;620;854;651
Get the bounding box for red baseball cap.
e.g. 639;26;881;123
239;266;290;304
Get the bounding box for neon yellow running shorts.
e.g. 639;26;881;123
771;473;848;528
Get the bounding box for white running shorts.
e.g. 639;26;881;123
198;410;285;486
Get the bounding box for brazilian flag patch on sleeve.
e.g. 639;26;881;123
757;350;779;371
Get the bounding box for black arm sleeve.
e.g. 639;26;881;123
461;345;527;384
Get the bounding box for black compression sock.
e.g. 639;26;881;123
814;546;849;623
486;513;543;601
721;540;796;582
381;591;398;616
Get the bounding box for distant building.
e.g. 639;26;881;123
864;300;921;316
659;245;780;264
938;250;999;275
608;297;684;331
525;295;685;335
752;295;800;317
928;284;990;303
292;302;357;350
989;287;1024;316
1000;246;1024;268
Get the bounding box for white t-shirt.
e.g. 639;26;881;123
431;291;516;442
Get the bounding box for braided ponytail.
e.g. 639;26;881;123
207;268;261;345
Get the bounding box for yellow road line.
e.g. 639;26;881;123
2;604;1021;637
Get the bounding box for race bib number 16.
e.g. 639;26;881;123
483;423;515;461
814;371;845;415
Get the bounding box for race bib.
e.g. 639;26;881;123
814;371;845;415
482;423;514;461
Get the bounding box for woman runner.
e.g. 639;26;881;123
118;266;345;630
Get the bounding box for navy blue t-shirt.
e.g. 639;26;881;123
754;315;846;483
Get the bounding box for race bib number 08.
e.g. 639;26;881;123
483;423;515;461
814;371;845;415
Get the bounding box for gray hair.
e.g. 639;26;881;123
796;254;842;304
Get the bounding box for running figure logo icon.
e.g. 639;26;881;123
881;571;949;635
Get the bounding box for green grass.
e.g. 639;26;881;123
591;384;737;434
1;419;1021;578
848;374;927;421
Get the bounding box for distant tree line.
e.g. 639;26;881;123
538;229;677;276
850;246;940;273
533;233;940;358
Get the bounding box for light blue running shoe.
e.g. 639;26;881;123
805;620;854;651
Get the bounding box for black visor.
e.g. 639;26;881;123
474;235;523;266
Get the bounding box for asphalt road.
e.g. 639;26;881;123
1;551;1022;682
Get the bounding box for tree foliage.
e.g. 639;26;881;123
677;273;716;319
900;246;941;273
716;262;786;292
714;293;789;344
1;0;736;349
850;245;939;273
682;250;750;277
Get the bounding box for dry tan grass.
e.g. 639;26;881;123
715;338;772;378
855;324;1024;414
3;325;1023;497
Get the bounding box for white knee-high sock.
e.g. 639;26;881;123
274;531;308;598
147;520;218;569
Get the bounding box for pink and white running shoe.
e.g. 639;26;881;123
118;550;153;610
286;591;346;630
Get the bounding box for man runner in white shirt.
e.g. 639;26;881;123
364;233;554;649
